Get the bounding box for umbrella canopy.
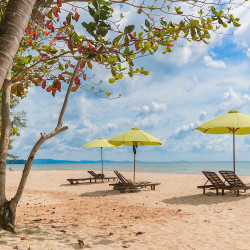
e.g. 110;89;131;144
194;109;250;185
80;137;120;174
109;127;162;181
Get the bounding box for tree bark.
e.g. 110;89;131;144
0;0;37;90
0;70;17;233
0;71;12;204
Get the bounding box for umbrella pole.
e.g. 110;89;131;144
134;151;136;183
233;132;236;186
101;147;103;175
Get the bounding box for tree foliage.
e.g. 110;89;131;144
0;0;243;99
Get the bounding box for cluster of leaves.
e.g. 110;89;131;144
0;0;243;98
0;92;27;159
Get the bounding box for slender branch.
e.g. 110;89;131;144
11;58;86;204
57;58;83;128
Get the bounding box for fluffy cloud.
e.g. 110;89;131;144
204;55;226;68
220;87;250;111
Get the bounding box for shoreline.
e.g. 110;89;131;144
2;170;250;249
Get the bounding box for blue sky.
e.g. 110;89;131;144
9;1;250;162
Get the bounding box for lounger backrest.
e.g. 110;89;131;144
114;170;132;184
88;171;100;178
202;171;226;187
219;170;246;187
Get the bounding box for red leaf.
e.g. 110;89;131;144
29;38;32;46
57;0;62;7
87;41;95;51
167;43;174;47
128;33;135;40
57;81;61;92
77;44;83;54
80;61;86;69
53;7;59;17
75;11;80;22
67;39;73;53
49;50;58;55
83;73;86;81
42;80;46;89
55;35;67;40
49;22;54;32
52;88;56;97
75;76;80;86
58;74;65;81
46;86;52;92
135;41;141;51
45;20;51;29
71;86;79;92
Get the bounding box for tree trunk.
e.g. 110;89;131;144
0;71;16;232
0;0;37;90
0;199;17;233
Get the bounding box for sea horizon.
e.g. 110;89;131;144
6;161;250;176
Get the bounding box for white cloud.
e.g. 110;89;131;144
246;48;250;58
204;55;226;68
220;87;250;111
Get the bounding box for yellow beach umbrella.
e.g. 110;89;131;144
109;127;162;181
80;137;121;174
194;109;250;184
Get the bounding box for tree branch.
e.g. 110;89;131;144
11;58;86;204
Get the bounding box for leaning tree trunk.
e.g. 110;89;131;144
0;0;37;90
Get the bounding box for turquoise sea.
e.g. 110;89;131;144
6;161;250;176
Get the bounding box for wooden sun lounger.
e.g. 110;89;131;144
110;170;161;193
219;170;250;193
197;171;232;195
67;177;96;185
87;171;117;182
67;171;117;185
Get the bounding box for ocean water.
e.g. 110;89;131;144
6;161;250;176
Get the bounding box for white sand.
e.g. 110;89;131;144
1;170;250;249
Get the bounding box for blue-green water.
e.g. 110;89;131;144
6;162;250;176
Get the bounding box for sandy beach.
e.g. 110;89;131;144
1;170;250;249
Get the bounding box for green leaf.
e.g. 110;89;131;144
88;6;95;17
113;34;123;44
48;9;53;19
124;25;135;34
23;55;32;64
145;19;150;28
87;61;93;69
233;22;241;27
92;0;99;10
59;62;64;71
109;78;116;83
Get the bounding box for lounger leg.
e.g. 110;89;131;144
203;188;205;195
216;189;218;196
237;190;239;197
222;189;224;196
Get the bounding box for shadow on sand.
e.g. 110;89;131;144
60;181;108;187
162;192;250;206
